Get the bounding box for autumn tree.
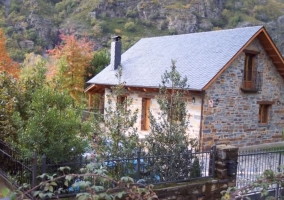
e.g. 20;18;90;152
0;29;19;78
48;33;94;104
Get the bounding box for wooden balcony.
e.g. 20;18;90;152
241;71;262;92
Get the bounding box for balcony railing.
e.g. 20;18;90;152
241;70;262;92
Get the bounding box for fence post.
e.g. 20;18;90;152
32;153;37;188
211;144;216;178
276;151;282;198
215;145;239;188
136;147;141;181
42;154;46;174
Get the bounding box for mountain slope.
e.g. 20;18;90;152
1;0;284;62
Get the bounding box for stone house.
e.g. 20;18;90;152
85;26;284;150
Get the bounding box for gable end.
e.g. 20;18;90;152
202;27;284;90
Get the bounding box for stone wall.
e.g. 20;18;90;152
201;38;284;149
104;88;202;139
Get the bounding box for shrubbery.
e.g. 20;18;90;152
124;22;136;32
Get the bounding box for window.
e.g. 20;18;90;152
141;98;150;131
117;96;127;111
259;104;269;124
117;96;126;105
243;53;256;90
167;98;184;122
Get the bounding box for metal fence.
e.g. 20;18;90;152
103;146;216;184
237;148;284;199
0;140;36;199
0;139;216;197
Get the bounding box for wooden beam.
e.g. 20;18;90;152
257;100;275;104
264;48;274;51
268;54;278;57
88;93;93;109
261;29;284;63
243;49;260;55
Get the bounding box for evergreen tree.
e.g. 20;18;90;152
93;67;139;158
146;60;197;155
144;60;198;181
87;50;110;83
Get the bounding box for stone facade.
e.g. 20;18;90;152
201;38;284;149
100;37;284;150
104;88;202;139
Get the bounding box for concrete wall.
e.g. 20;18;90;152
104;88;202;139
201;38;284;149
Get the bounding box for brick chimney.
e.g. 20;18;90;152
110;36;122;70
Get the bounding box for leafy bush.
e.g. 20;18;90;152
228;14;241;27
141;20;152;27
126;9;138;18
211;18;227;28
190;157;201;178
124;22;136;32
25;29;37;41
9;1;20;13
99;20;110;33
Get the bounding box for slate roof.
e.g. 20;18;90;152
87;26;263;90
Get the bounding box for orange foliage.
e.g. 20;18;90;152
47;32;94;102
0;29;19;78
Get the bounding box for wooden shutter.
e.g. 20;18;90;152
141;98;150;130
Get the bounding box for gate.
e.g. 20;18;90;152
237;148;284;199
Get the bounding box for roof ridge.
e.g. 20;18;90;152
140;26;263;40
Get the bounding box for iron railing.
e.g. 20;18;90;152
0;139;216;197
0;140;36;199
237;148;284;189
241;70;262;92
103;147;216;184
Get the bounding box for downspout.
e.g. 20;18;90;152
199;90;205;151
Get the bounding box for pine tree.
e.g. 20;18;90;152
146;60;197;155
144;60;198;181
93;67;139;158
